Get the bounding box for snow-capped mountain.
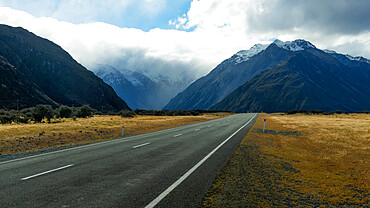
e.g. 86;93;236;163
164;39;370;111
273;39;316;51
233;44;269;64
212;43;370;112
94;65;160;110
323;49;370;65
93;65;190;110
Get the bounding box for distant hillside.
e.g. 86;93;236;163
0;24;130;111
211;49;370;112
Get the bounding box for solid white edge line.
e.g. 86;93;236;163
173;134;183;137
144;114;257;208
132;143;150;149
21;164;74;181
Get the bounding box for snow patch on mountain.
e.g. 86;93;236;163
273;39;315;51
120;68;146;87
94;65;128;86
323;50;370;64
233;44;268;64
323;49;337;54
345;54;370;64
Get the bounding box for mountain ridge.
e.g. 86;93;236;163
165;39;369;112
0;24;130;111
211;49;370;112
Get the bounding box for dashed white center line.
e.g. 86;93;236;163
145;114;257;208
21;164;74;181
173;134;183;137
133;143;150;149
194;129;200;132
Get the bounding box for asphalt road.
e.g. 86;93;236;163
0;113;257;208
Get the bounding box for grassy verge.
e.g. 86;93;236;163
202;113;369;207
0;113;230;155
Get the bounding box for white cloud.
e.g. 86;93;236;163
179;0;370;58
1;0;369;87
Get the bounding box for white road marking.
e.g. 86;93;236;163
0;119;213;165
207;125;212;127
194;129;200;132
21;164;74;181
173;134;183;138
133;143;150;149
145;114;257;208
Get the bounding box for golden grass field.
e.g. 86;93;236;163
203;113;369;207
0;113;230;155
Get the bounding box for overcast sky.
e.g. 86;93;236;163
0;0;369;80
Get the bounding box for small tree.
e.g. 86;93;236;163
119;110;136;118
57;105;73;118
32;105;54;123
0;114;12;124
76;105;94;118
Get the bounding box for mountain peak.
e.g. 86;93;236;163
273;39;316;51
233;43;268;64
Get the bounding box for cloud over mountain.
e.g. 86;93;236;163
0;0;369;83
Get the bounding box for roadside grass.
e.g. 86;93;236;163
203;113;369;207
0;113;230;155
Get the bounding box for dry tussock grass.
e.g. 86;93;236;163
257;113;369;205
0;113;229;154
203;113;369;207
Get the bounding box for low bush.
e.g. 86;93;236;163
32;105;55;123
76;105;94;118
310;109;324;114
286;110;299;115
57;105;73;118
119;110;136;118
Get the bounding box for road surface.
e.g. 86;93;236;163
0;113;257;207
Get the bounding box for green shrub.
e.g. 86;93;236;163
57;105;73;118
32;105;54;123
76;105;94;118
310;109;324;114
0;115;12;124
119;110;136;118
287;110;299;115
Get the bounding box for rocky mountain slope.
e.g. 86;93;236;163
0;24;130;111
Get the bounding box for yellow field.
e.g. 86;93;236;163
203;113;369;207
0;113;229;154
264;113;369;205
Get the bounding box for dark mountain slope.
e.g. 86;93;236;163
211;50;370;113
0;24;130;111
0;55;57;109
163;43;297;110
